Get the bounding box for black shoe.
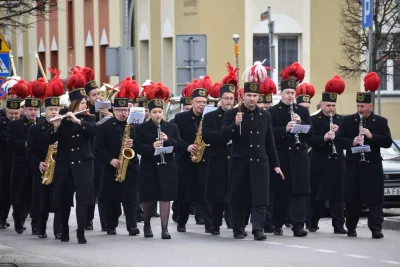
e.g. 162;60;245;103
152;212;160;218
144;223;153;238
172;212;178;223
85;221;93;231
0;221;6;229
55;232;62;240
38;232;47;238
264;225;275;233
77;229;87;244
128;227;140;236
205;225;214;234
372;231;384;239
233;233;245;239
161;225;171;239
293;229;308;237
285;223;292;228
14;219;24;234
347;230;357;237
136;213;144;223
61;226;70;242
5;222;10;228
226;222;233;229
308;226;319;232
211;226;220;235
101;227;109;232
32;227;38;235
273;228;283;235
177;224;186;232
195;216;205;225
107;228;116;235
253;230;267;241
334;227;348;234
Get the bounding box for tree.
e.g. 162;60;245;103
337;0;400;80
0;0;56;33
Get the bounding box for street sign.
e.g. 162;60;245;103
362;0;373;28
0;33;10;53
0;53;10;76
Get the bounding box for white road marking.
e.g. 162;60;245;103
345;254;372;259
380;261;400;265
0;245;13;250
287;245;310;249
314;249;337;253
264;242;282;245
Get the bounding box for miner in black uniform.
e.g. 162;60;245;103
336;72;391;239
95;96;140;236
27;94;63;239
48;87;96;244
221;82;282;240
202;84;235;235
7;86;42;235
0;98;21;229
308;76;347;234
173;87;213;233
267;71;313;237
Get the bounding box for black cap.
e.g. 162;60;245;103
321;92;338;103
258;94;265;103
220;84;236;96
296;95;311;104
243;82;259;94
69;88;87;102
6;98;21;110
138;97;149;108
180;97;192;106
85;80;98;95
280;77;298;91
113;97;129;108
44;97;60;108
148;99;164;111
207;99;218;107
356;92;372;104
192;88;208;98
25;98;41;108
265;94;273;104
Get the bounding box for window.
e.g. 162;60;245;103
377;61;387;91
278;37;298;74
253;36;270;64
394;60;400;90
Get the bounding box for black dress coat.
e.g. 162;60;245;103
267;101;313;195
6;116;37;205
202;107;231;203
133;119;183;201
221;105;280;206
309;112;345;201
27;120;55;212
0;117;13;210
173;109;209;202
336;112;392;205
46;114;96;210
95;117;139;203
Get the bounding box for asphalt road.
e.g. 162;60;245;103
0;209;400;267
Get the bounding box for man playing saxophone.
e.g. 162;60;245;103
308;76;347;235
95;92;140;237
27;76;63;239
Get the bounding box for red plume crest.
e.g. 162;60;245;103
81;67;95;83
280;62;305;83
198;75;213;92
13;79;30;99
31;78;47;100
146;82;170;101
46;68;64;97
209;82;220;98
181;82;193;97
260;77;277;96
325;75;345;95
364;72;380;93
296;83;315;98
220;62;238;88
67;67;86;91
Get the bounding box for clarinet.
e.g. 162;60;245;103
329;112;338;157
157;119;167;165
359;114;367;162
289;100;301;147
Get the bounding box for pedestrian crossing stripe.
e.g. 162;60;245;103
0;56;9;74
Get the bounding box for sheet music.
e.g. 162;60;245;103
154;146;174;155
127;110;145;125
290;124;311;134
351;145;371;154
95;100;112;112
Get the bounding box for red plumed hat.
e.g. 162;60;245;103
190;78;200;90
30;78;47;100
243;60;273;83
209;82;220;98
325;75;345;95
115;77;136;99
140;81;154;97
296;83;315;98
220;62;238;89
146;82;170;101
181;82;193;97
81;67;95;83
13;79;30;99
280;62;305;83
364;72;380;93
198;75;213;92
239;87;244;100
67;67;86;91
46;68;65;97
260;76;277;96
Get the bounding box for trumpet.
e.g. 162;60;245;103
359;113;367;162
49;109;89;122
157;118;167;165
329;112;338;157
289;100;301;147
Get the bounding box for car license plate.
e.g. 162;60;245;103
384;187;400;196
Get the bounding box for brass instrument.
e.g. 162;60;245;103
157;119;167;165
359;114;367;162
289;100;301;147
329;112;338;157
42;144;56;185
115;124;135;182
190;118;209;163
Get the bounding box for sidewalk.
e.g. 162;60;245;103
383;216;400;231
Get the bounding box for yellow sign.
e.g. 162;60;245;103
0;33;10;53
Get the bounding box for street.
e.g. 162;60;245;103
1;209;400;267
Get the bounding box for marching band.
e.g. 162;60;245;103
0;58;392;244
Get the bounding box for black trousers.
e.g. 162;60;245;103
0;202;11;222
224;203;231;224
38;212;62;235
346;202;383;233
87;201;107;227
273;193;308;230
310;199;345;228
178;201;212;226
106;202;136;230
12;204;37;229
231;203;265;233
211;203;224;227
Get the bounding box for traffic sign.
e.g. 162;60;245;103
0;33;10;53
362;0;373;28
0;53;10;76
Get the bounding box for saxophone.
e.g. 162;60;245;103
115;124;135;182
42;145;56;185
190;118;209;163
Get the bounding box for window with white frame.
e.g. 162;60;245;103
376;34;400;94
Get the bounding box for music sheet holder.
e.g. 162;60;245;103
351;145;371;154
154;146;174;156
290;124;311;134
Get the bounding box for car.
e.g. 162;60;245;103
394;140;400;147
382;141;400;208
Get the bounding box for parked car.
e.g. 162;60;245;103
394;140;400;147
382;141;400;208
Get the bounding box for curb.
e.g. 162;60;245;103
383;216;400;231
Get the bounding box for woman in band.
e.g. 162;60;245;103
48;82;96;244
133;84;183;239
